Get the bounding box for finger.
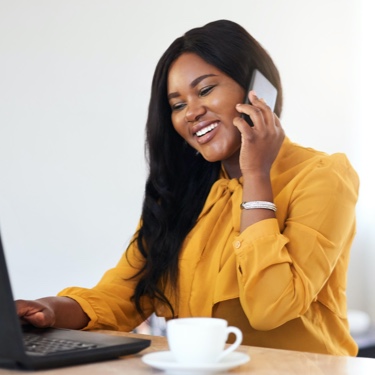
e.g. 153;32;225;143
26;311;53;328
273;113;283;128
249;92;273;121
15;299;34;316
249;91;270;110
249;92;281;130
233;110;259;132
237;91;271;127
235;103;265;129
233;116;253;137
21;309;53;328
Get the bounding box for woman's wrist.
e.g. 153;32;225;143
241;172;273;201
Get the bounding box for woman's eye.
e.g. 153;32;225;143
199;85;214;97
170;85;215;111
171;102;186;111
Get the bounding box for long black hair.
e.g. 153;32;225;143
128;19;283;317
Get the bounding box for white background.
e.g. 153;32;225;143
1;0;374;323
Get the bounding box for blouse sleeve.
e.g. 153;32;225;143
58;234;154;332
233;153;359;330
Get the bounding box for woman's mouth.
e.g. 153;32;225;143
195;122;218;137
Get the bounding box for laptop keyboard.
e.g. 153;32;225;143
24;333;98;355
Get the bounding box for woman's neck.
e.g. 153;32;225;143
221;160;242;179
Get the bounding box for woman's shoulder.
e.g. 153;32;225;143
273;137;359;189
276;137;356;172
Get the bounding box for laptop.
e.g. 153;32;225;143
0;230;151;370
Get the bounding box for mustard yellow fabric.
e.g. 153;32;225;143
59;137;359;356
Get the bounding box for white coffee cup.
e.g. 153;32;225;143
166;317;243;364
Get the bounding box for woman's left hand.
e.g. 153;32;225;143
234;91;285;177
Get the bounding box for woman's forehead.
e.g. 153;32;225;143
167;53;222;90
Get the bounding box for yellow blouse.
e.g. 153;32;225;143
59;137;359;356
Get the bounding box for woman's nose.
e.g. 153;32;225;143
184;100;206;123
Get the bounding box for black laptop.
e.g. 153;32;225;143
0;230;151;370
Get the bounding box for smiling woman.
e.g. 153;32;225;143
15;19;360;357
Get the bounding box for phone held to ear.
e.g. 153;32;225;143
241;69;278;126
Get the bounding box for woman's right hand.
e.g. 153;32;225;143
15;296;90;329
16;298;57;328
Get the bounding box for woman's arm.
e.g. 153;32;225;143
235;153;359;330
16;229;155;332
234;91;285;232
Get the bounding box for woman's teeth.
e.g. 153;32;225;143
196;123;218;137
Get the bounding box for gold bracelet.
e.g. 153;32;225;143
240;201;277;212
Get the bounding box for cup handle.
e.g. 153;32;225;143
218;326;243;361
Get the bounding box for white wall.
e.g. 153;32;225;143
0;0;374;321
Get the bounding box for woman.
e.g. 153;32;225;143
16;20;359;356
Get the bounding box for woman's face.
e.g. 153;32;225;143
167;53;245;165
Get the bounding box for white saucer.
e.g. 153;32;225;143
142;351;250;374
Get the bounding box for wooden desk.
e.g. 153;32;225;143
1;332;375;374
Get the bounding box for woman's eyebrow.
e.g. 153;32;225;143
190;74;217;89
168;74;218;100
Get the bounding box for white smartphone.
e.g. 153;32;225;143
241;69;278;126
